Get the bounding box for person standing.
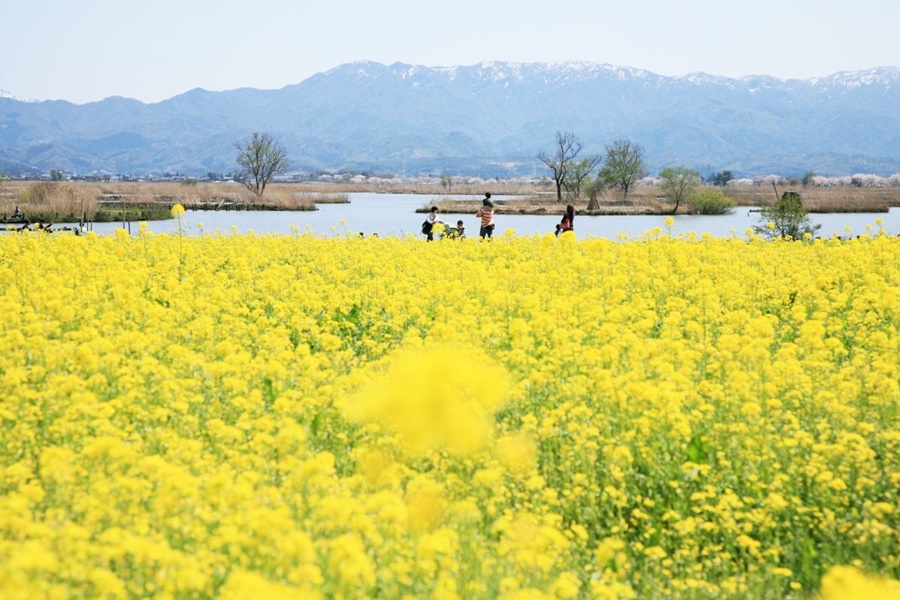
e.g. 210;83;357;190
475;193;495;239
423;206;440;241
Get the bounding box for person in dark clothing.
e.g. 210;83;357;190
557;204;575;236
423;206;441;241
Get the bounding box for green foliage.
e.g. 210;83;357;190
658;167;701;214
709;170;734;186
753;191;821;239
565;156;601;198
50;169;66;181
583;175;607;206
802;171;816;187
689;187;736;214
599;139;647;199
687;435;712;464
94;208;172;222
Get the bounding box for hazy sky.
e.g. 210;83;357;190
4;0;899;104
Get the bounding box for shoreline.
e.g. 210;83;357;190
3;182;898;220
414;202;669;216
416;196;895;216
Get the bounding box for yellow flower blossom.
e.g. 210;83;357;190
493;432;537;476
344;344;510;456
819;565;900;600
0;231;898;599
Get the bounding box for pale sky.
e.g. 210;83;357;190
4;0;899;104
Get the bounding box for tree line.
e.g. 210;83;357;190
537;131;740;215
231;130;826;234
233;129;735;213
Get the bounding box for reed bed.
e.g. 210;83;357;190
723;185;900;212
1;182;99;222
294;180;549;196
299;192;350;204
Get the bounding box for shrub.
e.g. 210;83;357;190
689;187;736;214
753;190;821;240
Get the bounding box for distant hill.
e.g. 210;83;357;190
2;61;899;178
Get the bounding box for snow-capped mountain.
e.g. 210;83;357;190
1;61;899;176
0;89;35;102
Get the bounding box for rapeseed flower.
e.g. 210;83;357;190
819;565;900;600
344;344;510;456
0;231;898;599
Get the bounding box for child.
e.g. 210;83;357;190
456;220;466;239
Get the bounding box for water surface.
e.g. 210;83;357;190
69;193;900;239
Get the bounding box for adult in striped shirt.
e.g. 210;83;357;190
475;193;495;238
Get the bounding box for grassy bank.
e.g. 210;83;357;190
421;184;900;216
0;182;342;222
0;207;175;225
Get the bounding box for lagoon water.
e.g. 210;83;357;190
73;193;900;239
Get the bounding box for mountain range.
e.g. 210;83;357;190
2;61;900;178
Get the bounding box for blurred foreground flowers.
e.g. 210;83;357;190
344;345;510;457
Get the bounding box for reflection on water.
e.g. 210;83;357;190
66;193;900;239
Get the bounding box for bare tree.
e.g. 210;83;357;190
234;132;289;198
538;131;585;202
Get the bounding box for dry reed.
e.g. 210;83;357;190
4;182;100;219
723;185;899;212
1;180;898;218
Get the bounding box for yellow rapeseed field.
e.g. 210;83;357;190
0;218;898;599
